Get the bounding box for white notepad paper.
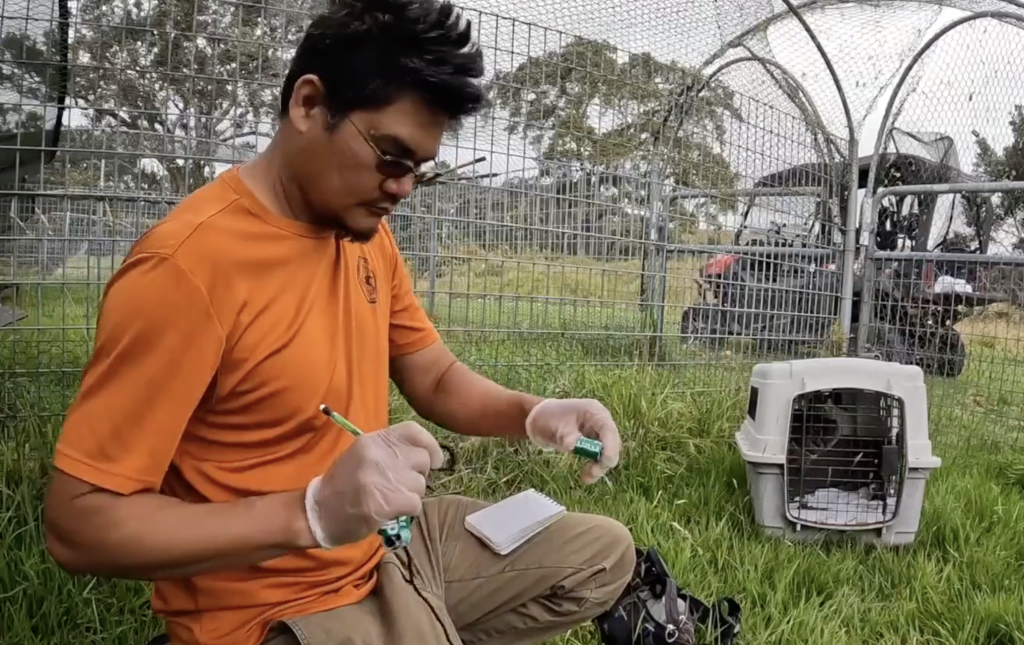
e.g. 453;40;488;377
465;489;567;555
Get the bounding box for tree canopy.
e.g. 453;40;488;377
486;36;739;193
973;104;1024;252
1;10;745;269
69;0;310;195
477;36;743;256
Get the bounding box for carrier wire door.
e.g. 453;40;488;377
785;387;906;529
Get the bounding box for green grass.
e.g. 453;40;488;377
3;252;1024;645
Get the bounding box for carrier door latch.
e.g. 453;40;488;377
880;444;900;480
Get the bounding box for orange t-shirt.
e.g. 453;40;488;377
52;166;441;645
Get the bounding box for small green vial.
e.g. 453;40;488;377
378;517;414;551
573;437;603;462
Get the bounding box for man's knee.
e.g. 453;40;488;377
583;515;636;611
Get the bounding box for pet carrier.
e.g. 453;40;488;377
735;357;941;546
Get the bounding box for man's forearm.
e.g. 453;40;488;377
45;473;317;581
418;360;544;438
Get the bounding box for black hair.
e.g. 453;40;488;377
280;0;487;124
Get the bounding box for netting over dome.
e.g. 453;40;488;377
456;0;1024;139
439;0;1024;254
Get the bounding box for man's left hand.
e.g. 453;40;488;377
524;398;621;484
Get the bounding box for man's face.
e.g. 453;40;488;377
284;75;448;241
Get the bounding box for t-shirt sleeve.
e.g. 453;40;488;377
52;252;225;495
382;224;441;358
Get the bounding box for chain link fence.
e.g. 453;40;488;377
3;0;1024;454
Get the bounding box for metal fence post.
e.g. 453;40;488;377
839;140;860;354
854;196;878;358
427;200;439;318
642;155;667;362
652;162;669;356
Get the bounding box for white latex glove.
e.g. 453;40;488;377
525;398;621;484
305;421;445;549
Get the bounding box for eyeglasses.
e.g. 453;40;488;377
347;118;430;184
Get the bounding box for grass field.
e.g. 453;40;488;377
3;251;1024;645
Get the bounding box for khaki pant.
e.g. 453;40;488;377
266;495;635;645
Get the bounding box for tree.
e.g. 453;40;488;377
487;37;739;194
2;0;318;276
70;0;317;195
480;36;739;263
0;3;72;278
0;0;69;187
0;15;65;139
484;37;742;359
972;105;1024;252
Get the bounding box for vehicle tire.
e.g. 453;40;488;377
854;324;968;378
923;329;967;378
679;305;729;348
679;305;709;343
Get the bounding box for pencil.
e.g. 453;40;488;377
319;404;363;437
319;402;415;551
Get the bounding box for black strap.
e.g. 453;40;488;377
642;547;740;645
661;575;682;633
681;593;742;645
595;546;741;645
638;546;672;597
641;546;741;645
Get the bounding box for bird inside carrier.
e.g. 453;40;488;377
787;388;903;527
736;357;941;546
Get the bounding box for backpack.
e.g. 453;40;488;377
594;546;742;645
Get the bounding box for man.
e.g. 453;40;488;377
42;1;635;645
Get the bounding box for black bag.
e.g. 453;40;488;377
594;546;741;645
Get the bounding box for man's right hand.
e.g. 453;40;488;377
307;421;447;548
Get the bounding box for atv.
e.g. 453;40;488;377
678;221;843;357
678;129;1009;378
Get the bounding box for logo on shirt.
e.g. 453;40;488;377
357;256;378;304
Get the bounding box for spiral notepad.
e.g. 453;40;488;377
465;489;567;555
